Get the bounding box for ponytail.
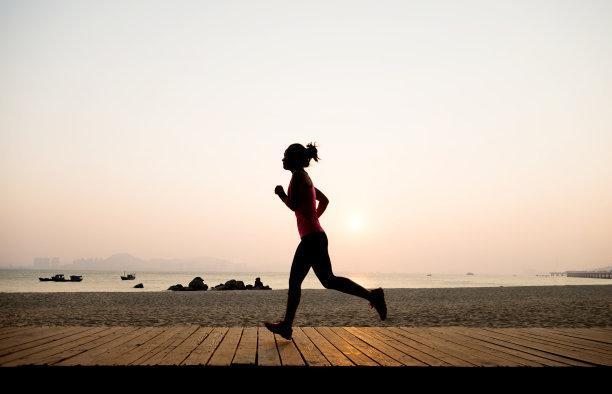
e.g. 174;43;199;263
305;142;319;163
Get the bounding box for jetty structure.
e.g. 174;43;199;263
566;271;612;279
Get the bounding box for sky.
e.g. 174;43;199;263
1;0;611;274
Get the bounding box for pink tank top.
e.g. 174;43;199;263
288;177;325;238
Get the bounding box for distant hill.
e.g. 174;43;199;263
62;253;249;272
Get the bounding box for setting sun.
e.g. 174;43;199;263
349;215;364;232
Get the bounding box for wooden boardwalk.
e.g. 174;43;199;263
0;326;610;367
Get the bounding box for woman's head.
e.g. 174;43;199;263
282;142;319;170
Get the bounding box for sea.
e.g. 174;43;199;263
0;269;610;292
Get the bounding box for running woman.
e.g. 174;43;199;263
264;142;387;340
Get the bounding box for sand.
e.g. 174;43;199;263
0;285;610;327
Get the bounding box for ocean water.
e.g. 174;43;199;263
0;269;610;292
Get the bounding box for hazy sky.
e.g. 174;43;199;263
1;0;611;274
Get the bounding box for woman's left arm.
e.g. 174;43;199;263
315;187;329;217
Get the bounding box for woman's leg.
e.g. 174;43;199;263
311;233;372;301
283;240;312;326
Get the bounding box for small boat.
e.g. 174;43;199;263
39;274;66;282
39;274;82;282
426;274;432;277
121;272;136;280
466;272;474;276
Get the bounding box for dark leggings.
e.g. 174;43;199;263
284;231;372;325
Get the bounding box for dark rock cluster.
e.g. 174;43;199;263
167;276;209;291
212;277;271;291
167;276;271;291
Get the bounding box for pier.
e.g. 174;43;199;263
549;272;566;277
566;271;612;279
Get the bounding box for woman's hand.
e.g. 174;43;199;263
275;185;285;196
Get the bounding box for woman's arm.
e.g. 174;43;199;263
275;187;296;211
275;173;303;211
315;187;329;218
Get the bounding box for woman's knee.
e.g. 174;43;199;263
319;275;337;289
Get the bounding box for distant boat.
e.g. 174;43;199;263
121;272;136;280
466;272;474;276
39;274;82;282
426;274;432;277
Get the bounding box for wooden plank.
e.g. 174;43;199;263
517;328;612;355
116;326;189;365
330;327;402;367
0;327;101;365
491;328;612;365
344;327;427;367
0;327;24;336
587;327;612;335
291;327;330;367
0;327;44;341
0;327;71;353
428;328;542;367
207;327;243;366
315;327;377;366
451;327;573;367
182;327;228;365
302;327;354;366
366;328;454;366
382;327;472;367
476;329;593;366
544;329;612;351
40;327;135;366
138;325;200;365
85;327;167;366
232;327;257;366
5;327;122;366
398;327;516;367
0;326;38;338
257;326;281;366
2;327;111;367
485;328;612;366
444;327;565;367
424;328;531;366
156;326;212;366
0;327;88;355
549;328;612;345
275;334;306;366
507;328;612;354
55;327;155;366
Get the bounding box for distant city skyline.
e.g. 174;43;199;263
0;252;606;275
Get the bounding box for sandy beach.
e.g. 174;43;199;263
1;285;610;328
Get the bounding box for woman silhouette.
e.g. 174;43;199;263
264;143;387;340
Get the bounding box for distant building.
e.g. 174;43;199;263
33;258;50;269
50;257;60;268
68;258;104;270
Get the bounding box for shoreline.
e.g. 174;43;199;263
3;270;611;292
1;282;611;294
1;285;610;328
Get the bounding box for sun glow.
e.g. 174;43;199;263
349;215;363;232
